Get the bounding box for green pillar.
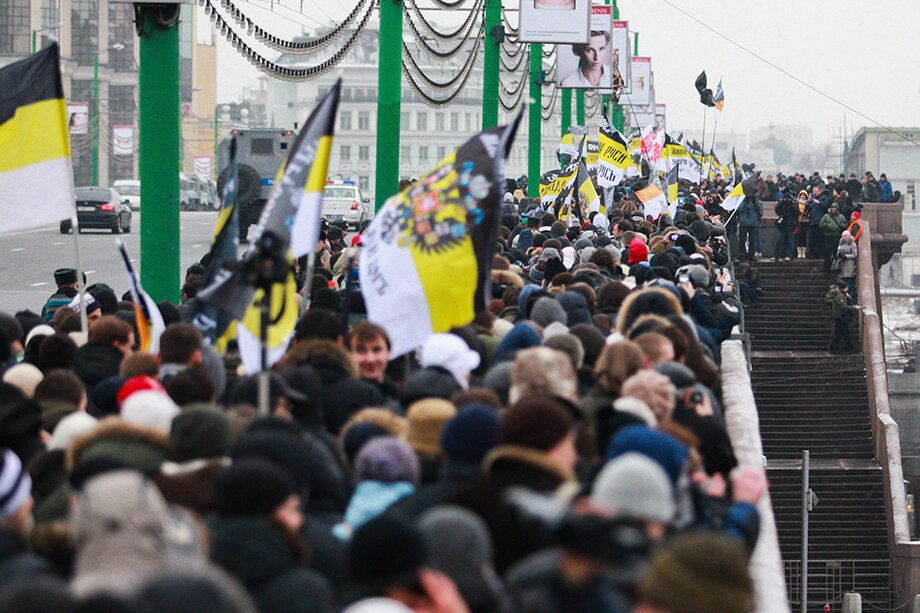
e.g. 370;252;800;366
527;44;542;199
92;55;99;185
576;89;585;126
138;8;180;303
634;31;639;56
561;89;571;134
375;0;402;211
482;0;500;130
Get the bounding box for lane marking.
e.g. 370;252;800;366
191;244;202;248
52;242;64;246
10;248;24;252
84;270;95;275
29;282;48;287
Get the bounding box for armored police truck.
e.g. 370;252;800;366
217;128;295;241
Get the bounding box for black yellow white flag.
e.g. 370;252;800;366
636;182;668;219
597;112;633;188
360;115;521;357
721;181;746;211
0;44;75;233
199;82;340;372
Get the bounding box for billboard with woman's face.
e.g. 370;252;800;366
557;6;612;89
519;0;591;44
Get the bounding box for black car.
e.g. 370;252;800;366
60;187;132;234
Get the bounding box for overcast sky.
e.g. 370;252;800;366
217;0;920;144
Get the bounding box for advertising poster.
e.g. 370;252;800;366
519;0;591;44
612;21;630;93
112;126;134;155
655;104;666;135
557;6;612;89
67;103;88;135
628;57;652;106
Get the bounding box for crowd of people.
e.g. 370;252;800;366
0;185;772;613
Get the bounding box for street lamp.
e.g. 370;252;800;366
32;24;62;54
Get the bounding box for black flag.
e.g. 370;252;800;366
695;71;715;107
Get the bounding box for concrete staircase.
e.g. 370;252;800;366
746;259;892;612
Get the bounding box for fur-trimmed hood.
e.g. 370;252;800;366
491;269;525;289
68;417;171;475
616;287;684;335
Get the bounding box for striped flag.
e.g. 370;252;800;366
713;79;725;119
636;182;668;219
118;240;166;353
721;181;746;211
188;137;241;351
0;44;75;234
360;113;522;357
597;112;632;188
198;82;340;372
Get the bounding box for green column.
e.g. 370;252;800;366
92;55;99;185
375;0;402;211
527;44;542;198
561;89;571;134
634;31;639;56
576;89;585;126
138;8;180;303
482;0;500;130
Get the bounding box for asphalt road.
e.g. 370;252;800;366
0;211;220;315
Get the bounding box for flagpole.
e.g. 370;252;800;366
710;118;719;181
699;106;708;181
69;214;89;334
258;292;270;416
298;251;317;316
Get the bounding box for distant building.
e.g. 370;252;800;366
847;127;920;210
260;23;562;201
0;1;216;185
750;124;813;155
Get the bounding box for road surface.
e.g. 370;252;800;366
0;211;219;315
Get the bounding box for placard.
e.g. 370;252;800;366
627;56;652;107
519;0;591;44
557;6;612;89
67;103;88;135
612;21;630;93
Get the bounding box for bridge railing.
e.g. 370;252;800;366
721;339;790;613
856;219;920;605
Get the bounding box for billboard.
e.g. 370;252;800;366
519;0;591;44
612;21;630;94
67;103;88;135
655;104;666;135
112;126;134;155
627;57;652;107
557;6;612;89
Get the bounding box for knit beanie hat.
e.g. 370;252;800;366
638;531;754;613
169;405;234;462
555;292;592;326
350;514;427;589
0;449;32;519
530;297;568;328
2;364;43;398
419;334;481;390
405;399;456;459
117;376;166;407
354;436;420;485
214;458;295;517
628;237;649;265
592;452;675;523
120;391;179;433
342;422;389;467
49;411;98;451
499;396;573;451
440;405;499;465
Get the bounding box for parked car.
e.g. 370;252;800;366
112;179;140;211
60;186;132;234
322;181;371;228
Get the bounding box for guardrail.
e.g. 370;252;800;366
721;339;789;613
856;220;920;605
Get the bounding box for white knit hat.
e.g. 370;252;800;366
0;449;32;519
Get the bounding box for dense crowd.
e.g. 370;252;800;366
0;188;773;613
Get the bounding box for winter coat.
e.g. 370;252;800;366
774;198;799;231
824;285;856;319
737;197;762;227
807;196;828;224
72;342;124;388
451;445;576;574
836;240;857;279
155;458;229;516
880;179;893;201
819;212;848;241
208;515;335;613
504;549;632;613
68;417;171;476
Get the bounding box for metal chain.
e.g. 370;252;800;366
403;0;482;60
499;45;527;73
213;0;370;54
401;24;482;91
403;0;484;41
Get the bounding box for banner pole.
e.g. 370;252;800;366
482;0;500;130
527;44;542;199
374;0;403;213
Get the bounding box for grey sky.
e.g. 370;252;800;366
217;0;920;143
